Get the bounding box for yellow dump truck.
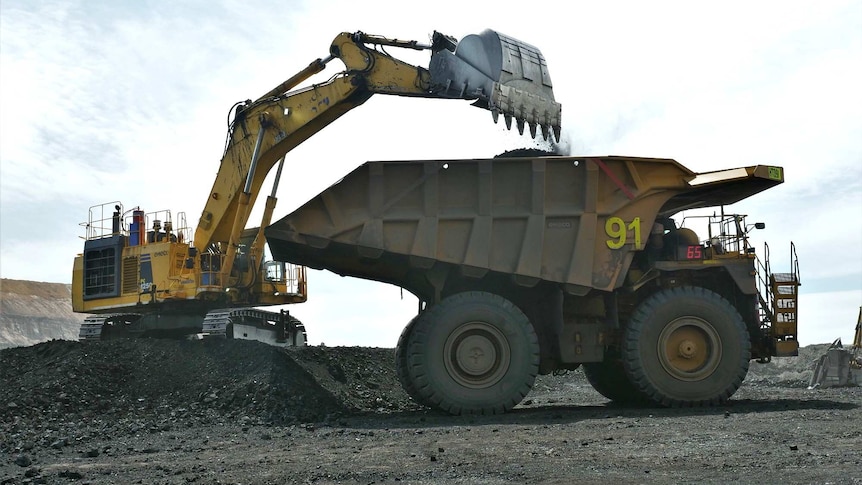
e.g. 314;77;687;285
265;154;800;414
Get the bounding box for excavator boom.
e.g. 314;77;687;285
193;29;562;289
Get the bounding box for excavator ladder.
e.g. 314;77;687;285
757;242;801;357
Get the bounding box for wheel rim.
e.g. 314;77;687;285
443;321;511;389
657;317;722;382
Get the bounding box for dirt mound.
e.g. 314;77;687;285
494;147;562;158
744;343;831;388
0;336;821;431
0;339;417;437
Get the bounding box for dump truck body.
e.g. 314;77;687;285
266;153;799;414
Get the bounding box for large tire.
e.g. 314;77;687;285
395;315;433;408
405;292;540;415
582;347;648;405
622;286;751;407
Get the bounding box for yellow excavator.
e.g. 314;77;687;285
808;306;862;388
71;29;562;345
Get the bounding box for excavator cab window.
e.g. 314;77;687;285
264;261;286;283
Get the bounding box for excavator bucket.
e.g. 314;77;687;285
429;29;562;142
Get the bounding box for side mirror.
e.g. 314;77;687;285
755;222;766;230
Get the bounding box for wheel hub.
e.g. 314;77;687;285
444;321;510;389
657;317;722;381
678;340;698;359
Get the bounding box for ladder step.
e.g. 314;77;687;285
771;272;798;283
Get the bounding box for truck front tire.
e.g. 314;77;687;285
622;286;750;407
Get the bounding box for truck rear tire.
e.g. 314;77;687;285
395;315;433;407
622;286;750;406
405;292;539;415
583;347;648;404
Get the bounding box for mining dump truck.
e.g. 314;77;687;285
265;154;800;414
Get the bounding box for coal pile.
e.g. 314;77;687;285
0;335;828;457
0;339;418;453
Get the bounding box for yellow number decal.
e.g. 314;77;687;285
605;217;641;249
768;166;782;180
605;217;626;249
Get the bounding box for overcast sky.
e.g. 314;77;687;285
1;0;860;346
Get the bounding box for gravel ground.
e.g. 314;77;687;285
1;339;860;485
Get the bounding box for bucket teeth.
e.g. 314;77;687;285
516;118;525;136
491;109;499;124
504;114;513;130
491;83;561;141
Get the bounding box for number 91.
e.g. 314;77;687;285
605;216;642;250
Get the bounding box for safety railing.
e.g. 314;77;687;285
82;201;125;240
80;201;191;247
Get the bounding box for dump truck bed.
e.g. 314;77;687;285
265;155;783;301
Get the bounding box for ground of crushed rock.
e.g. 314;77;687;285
1;339;860;485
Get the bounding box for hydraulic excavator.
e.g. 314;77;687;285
71;29;562;345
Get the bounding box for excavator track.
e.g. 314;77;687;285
202;308;306;347
80;310;306;347
79;314;141;340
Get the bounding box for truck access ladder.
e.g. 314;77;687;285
757;242;801;357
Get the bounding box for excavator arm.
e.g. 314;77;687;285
192;30;562;287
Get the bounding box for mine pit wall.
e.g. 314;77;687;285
0;278;84;349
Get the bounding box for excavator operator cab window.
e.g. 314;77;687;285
264;261;286;283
